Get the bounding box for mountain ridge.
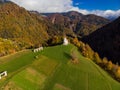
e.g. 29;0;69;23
43;11;110;37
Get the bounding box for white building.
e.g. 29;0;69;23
0;71;7;79
33;47;43;53
63;37;69;45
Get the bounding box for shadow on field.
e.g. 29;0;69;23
64;52;71;60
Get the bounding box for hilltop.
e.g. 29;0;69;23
0;44;120;90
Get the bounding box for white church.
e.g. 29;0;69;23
63;37;69;45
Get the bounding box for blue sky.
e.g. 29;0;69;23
11;0;120;19
73;0;120;10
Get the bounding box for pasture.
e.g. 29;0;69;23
0;44;119;90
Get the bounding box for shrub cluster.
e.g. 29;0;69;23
0;38;19;56
47;36;63;46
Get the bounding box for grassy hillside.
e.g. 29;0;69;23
0;44;120;90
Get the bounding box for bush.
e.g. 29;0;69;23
71;50;79;64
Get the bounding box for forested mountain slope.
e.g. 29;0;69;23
82;17;120;63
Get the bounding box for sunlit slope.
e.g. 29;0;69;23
0;44;120;90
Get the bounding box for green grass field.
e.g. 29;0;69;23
0;44;120;90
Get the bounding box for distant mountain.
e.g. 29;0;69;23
44;11;110;37
82;17;120;63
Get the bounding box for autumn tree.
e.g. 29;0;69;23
102;57;108;65
107;61;113;70
0;38;19;56
78;43;95;60
112;63;119;73
115;67;120;79
93;52;102;64
72;38;80;47
48;36;63;46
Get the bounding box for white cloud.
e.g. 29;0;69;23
10;0;120;19
10;0;73;13
69;7;89;15
90;10;120;19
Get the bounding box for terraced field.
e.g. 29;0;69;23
0;44;120;90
